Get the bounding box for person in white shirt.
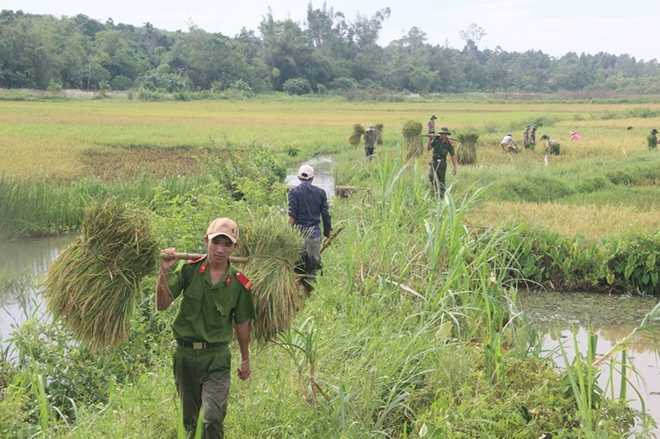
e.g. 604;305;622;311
500;133;519;153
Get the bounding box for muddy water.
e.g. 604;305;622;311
519;290;660;432
285;155;335;197
0;234;74;343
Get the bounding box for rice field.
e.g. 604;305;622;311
3;96;660;437
1;96;660;240
1;98;659;180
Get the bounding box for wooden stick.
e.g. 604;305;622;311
421;134;462;142
320;226;345;253
160;251;249;263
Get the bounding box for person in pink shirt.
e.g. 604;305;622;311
570;130;582;142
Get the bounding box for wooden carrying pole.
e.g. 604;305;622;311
161;251;249;264
421;134;461;142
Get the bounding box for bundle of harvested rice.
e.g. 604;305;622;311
456;132;479;165
375;123;384;145
44;198;159;351
402;120;423;159
349;124;365;146
237;214;305;343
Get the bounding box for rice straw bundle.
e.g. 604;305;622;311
348;124;365;146
456;132;479;165
44;198;159;351
402;120;423;159
237;215;305;343
375;123;384;145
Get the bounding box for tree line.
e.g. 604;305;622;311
1;5;659;96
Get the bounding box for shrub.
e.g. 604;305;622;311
47;79;63;92
625;107;660;118
330;77;358;91
110;75;133;91
575;175;614;193
282;78;311;95
284;145;300;157
605;233;660;295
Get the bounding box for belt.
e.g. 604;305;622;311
176;339;227;349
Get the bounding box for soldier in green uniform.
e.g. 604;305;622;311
158;218;256;439
648;129;659;150
523;125;532;149
541;134;560;155
364;126;378;159
531;125;538;148
427;127;458;197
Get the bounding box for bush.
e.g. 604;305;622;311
625;107;660;118
284;145;300;157
282;78;311;95
173;90;193;101
330;77;358;91
110;75;134;91
575;175;614;193
47;79;63;92
494;175;573;203
606;233;660;295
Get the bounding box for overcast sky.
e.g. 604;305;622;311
5;0;658;61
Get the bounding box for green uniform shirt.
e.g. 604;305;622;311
548;140;560;155
167;258;256;343
430;137;455;162
648;134;658;150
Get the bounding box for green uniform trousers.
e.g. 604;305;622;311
173;345;231;439
429;159;448;197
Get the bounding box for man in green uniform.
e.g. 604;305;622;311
427;127;458;197
523;125;532;149
364;125;378;159
531;125;538;148
158;218;256;439
648;129;659;150
541;134;560;155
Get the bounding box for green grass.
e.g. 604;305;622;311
2;158;648;437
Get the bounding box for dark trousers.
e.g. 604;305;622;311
365;146;375;158
429;160;448;197
173;345;231;439
295;237;322;292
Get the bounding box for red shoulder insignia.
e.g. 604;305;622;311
187;254;207;264
225;275;232;286
198;263;207;274
235;272;253;291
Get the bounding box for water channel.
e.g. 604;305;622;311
1;160;658;433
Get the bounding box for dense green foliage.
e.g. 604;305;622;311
1;6;660;95
495;226;660;295
1;157;652;437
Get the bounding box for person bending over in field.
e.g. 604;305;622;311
541;134;560;155
570;130;582;142
501;133;519;153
